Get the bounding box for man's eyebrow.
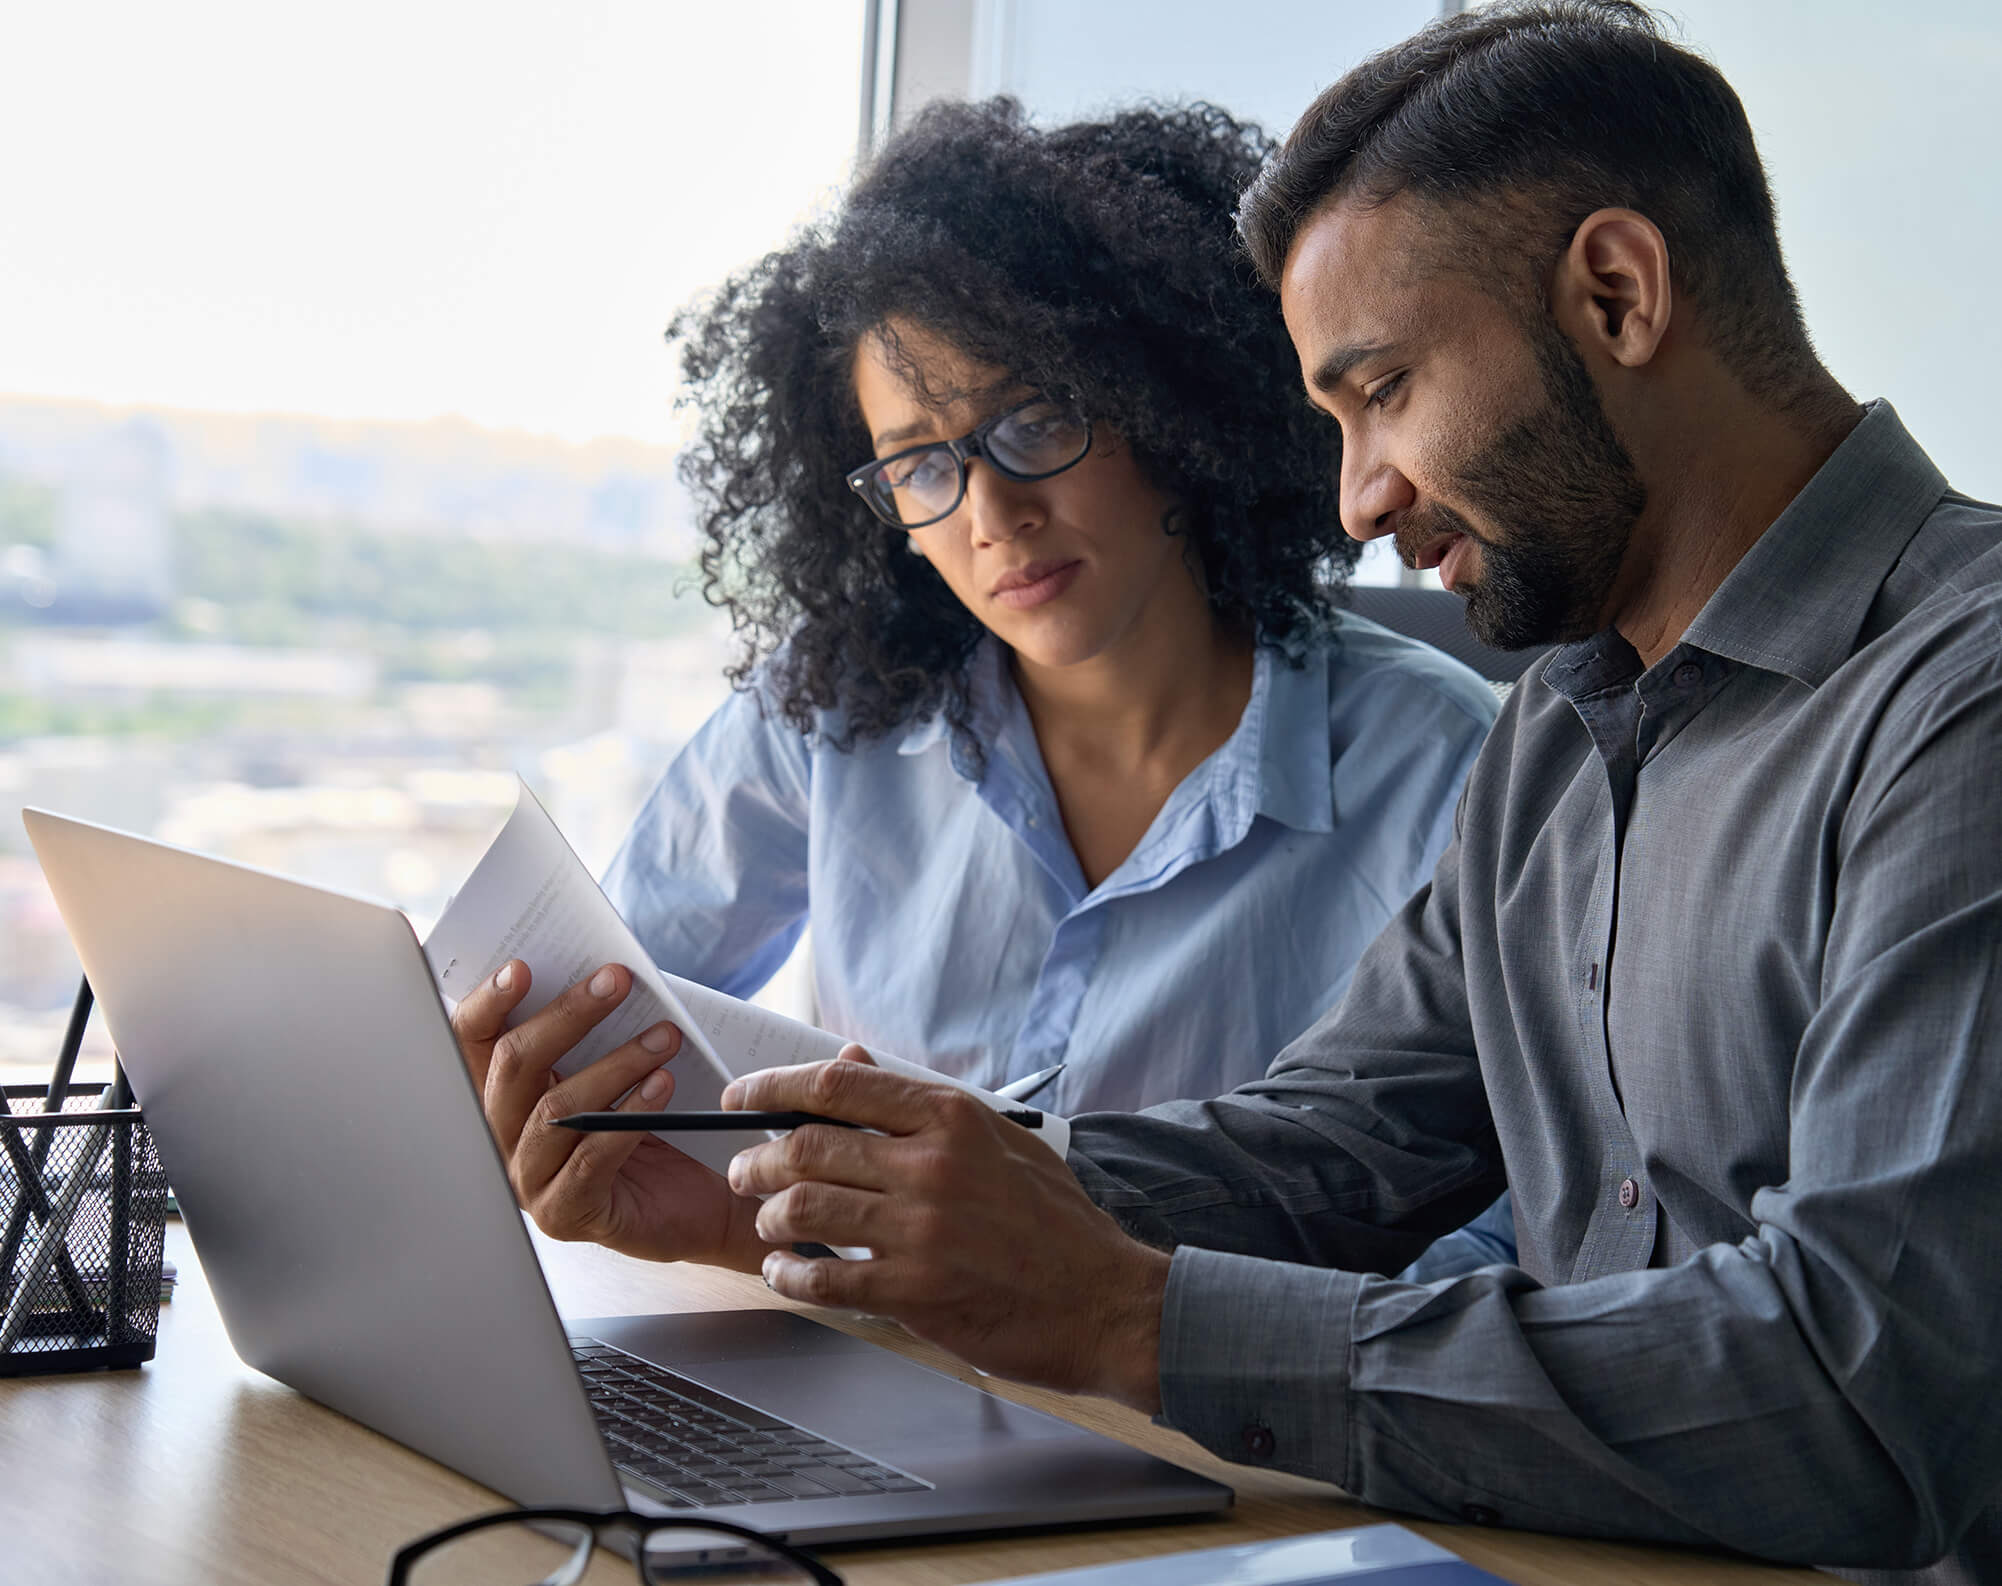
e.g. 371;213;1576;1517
1309;343;1397;396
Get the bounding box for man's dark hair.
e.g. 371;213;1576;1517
672;97;1353;748
1239;1;1828;410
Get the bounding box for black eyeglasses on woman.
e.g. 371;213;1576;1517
846;396;1093;529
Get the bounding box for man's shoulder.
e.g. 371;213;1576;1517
1873;487;2002;619
1849;492;2002;699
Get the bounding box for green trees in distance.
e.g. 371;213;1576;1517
173;508;705;641
0;506;714;738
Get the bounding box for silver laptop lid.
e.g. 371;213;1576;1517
23;806;623;1510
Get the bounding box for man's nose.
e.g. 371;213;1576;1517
1339;442;1415;544
964;459;1043;545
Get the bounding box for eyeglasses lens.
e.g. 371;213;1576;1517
404;1518;600;1586
639;1526;824;1584
986;402;1087;477
404;1517;823;1585
874;449;961;526
862;401;1088;528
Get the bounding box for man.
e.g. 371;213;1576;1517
458;4;2002;1579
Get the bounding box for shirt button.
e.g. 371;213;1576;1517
1241;1424;1275;1458
1618;1176;1640;1209
1460;1502;1502;1526
1673;662;1703;689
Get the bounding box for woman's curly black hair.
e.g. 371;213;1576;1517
670;96;1354;745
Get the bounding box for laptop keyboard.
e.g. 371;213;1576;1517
572;1340;931;1509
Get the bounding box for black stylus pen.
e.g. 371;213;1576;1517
556;1107;1043;1132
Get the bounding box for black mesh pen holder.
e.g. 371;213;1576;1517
0;1083;170;1376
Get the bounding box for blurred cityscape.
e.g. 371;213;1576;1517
0;395;749;1082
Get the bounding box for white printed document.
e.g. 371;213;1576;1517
421;781;1068;1184
972;1523;1508;1585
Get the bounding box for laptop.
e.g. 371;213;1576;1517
23;807;1231;1547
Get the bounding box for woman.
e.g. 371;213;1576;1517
469;99;1510;1271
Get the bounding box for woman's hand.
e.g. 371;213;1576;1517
723;1053;1171;1409
450;959;773;1273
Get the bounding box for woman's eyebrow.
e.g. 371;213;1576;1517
872;421;936;450
873;387;1032;451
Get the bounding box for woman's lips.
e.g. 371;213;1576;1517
991;559;1083;610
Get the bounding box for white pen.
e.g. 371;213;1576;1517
996;1063;1064;1104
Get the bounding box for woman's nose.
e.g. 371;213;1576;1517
963;459;1044;545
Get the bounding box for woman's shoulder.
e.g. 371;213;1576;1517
681;655;986;804
1314;607;1503;734
712;635;995;759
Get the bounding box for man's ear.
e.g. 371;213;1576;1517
1551;207;1672;370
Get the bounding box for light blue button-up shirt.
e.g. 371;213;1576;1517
603;613;1499;1120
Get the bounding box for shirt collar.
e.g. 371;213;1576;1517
893;637;1007;778
894;636;1334;835
1678;400;1946;688
1244;642;1336;834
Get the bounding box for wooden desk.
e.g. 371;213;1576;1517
0;1221;1824;1586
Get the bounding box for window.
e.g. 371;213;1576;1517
0;2;865;1082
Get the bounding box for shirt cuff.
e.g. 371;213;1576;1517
1157;1244;1364;1488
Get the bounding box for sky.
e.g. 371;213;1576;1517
983;0;2001;502
1;2;866;445
7;1;1993;497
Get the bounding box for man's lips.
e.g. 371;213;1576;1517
991;558;1083;609
1436;536;1476;594
1397;526;1477;594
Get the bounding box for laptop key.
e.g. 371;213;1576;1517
667;1483;736;1507
809;1468;882;1496
762;1473;835;1498
574;1339;914;1497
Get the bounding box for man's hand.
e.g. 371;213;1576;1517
451;959;772;1273
723;1052;1170;1411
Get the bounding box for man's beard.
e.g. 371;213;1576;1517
1397;320;1648;651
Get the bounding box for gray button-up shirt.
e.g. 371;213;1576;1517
1069;403;2002;1584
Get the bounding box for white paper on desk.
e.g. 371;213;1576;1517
421;780;1068;1187
970;1523;1506;1585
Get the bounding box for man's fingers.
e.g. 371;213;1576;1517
761;1246;884;1312
723;1051;960;1137
751;1179;891;1249
727;1120;922;1199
